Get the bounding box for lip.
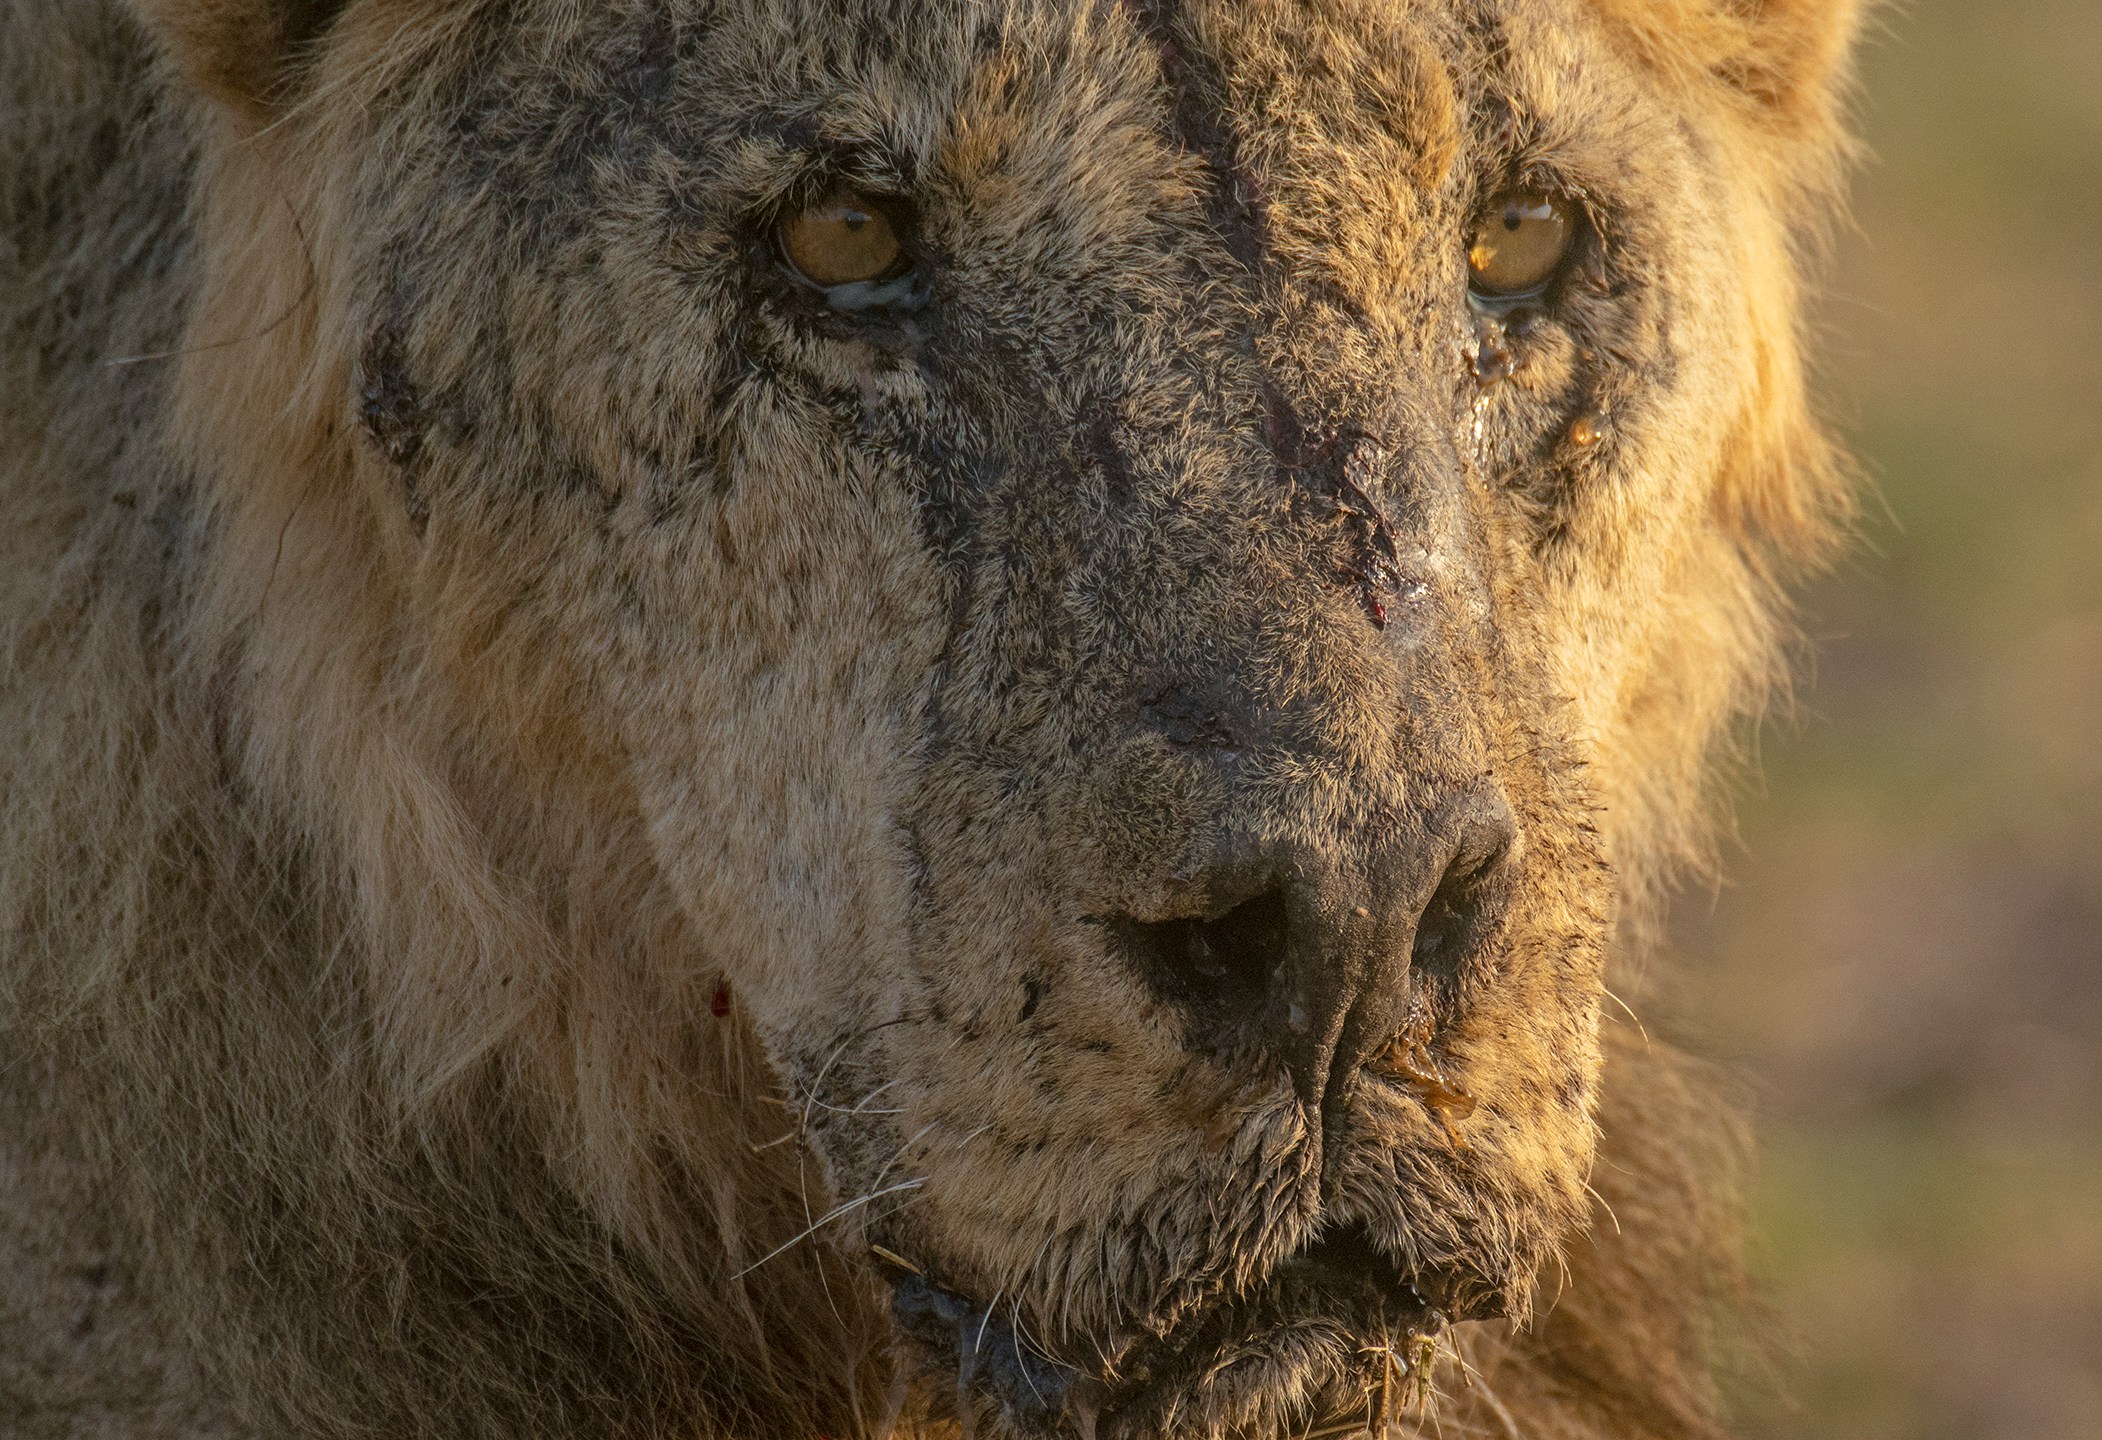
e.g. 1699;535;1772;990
1101;1223;1442;1439
883;1223;1447;1439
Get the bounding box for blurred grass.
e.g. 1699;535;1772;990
1671;3;2102;1438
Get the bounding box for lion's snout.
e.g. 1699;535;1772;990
1108;783;1519;1126
869;375;1611;1381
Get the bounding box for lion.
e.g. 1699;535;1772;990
0;0;1862;1435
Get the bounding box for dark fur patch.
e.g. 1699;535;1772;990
1123;0;1268;272
356;306;428;533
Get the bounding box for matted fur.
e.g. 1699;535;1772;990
0;0;1861;1436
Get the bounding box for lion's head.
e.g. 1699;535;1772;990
24;0;1858;1433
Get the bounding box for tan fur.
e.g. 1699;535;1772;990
1;0;1862;1435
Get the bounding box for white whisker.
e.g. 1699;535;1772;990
731;1178;926;1278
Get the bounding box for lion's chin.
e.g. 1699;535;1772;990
888;1223;1449;1440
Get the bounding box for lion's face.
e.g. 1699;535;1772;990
179;0;1841;1431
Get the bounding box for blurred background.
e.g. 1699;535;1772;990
1669;2;2102;1438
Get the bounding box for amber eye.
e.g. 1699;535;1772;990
778;188;907;289
1466;189;1576;298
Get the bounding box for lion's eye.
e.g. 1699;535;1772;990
1466;189;1576;299
778;188;908;289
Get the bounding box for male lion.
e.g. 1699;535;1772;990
0;0;1862;1435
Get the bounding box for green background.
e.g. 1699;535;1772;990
1673;3;2102;1436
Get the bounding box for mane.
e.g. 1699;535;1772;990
1562;0;1863;940
2;8;884;1436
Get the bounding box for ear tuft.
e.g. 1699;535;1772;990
129;0;349;116
1717;0;1869;122
1592;0;1871;139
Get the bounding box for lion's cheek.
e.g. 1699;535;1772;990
588;474;946;1038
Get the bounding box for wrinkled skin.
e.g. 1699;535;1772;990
0;0;1860;1436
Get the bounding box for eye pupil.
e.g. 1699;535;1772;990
1468;188;1576;299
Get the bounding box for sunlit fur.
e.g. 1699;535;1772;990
1;0;1860;1436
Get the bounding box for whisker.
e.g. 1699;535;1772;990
1447;1331;1526;1440
731;1178;927;1279
870;1121;943;1192
973;1286;1004;1356
807;1078;904;1117
1582;1180;1623;1237
1600;985;1650;1046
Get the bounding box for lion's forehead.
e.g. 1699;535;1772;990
360;0;1689;235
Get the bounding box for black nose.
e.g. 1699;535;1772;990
1117;790;1517;1111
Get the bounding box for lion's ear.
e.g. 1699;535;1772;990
1715;0;1869;123
129;0;351;117
1596;0;1871;139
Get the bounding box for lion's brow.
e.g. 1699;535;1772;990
1115;0;1269;270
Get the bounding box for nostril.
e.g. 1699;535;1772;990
1410;800;1517;981
1191;887;1289;989
1410;861;1484;969
1121;886;1289;1026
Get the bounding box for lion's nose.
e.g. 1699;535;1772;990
1116;790;1517;1111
